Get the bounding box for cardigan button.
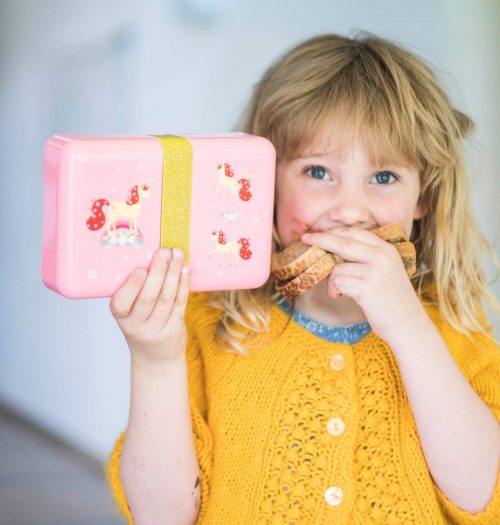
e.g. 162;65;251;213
329;353;345;371
326;418;345;436
324;486;343;506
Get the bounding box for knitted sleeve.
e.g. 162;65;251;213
428;307;500;524
106;293;214;524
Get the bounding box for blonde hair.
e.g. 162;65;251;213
207;32;500;355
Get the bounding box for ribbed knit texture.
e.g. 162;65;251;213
107;292;500;524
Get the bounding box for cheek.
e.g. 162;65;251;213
374;195;420;237
275;166;319;244
275;192;314;245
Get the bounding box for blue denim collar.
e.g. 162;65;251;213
276;297;371;345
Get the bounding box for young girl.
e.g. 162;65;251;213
106;34;500;524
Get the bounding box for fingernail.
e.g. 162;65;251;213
173;248;183;259
159;248;171;259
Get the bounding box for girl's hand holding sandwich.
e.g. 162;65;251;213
301;226;428;342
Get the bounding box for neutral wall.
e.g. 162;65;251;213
0;0;498;461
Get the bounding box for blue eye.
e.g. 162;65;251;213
306;165;328;180
372;170;398;184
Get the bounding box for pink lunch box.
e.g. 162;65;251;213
42;133;276;299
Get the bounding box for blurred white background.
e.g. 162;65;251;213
0;0;498;464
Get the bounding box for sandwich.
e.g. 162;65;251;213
271;224;416;298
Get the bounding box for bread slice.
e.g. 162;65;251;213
275;252;337;298
372;225;416;277
370;224;407;243
394;241;416;277
271;242;327;281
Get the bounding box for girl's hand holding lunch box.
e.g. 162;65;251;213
109;247;190;367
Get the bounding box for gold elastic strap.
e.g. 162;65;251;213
151;135;192;263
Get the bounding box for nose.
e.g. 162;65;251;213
327;187;371;227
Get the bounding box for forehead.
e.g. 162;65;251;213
296;128;362;161
285;119;420;171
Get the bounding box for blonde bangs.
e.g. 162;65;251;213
259;50;425;171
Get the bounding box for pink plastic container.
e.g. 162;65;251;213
42;133;276;299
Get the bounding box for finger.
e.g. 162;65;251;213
170;263;190;323
330;262;369;279
110;268;148;319
323;226;382;247
130;249;171;320
301;231;376;264
331;275;364;301
149;247;185;324
328;263;367;298
329;279;343;298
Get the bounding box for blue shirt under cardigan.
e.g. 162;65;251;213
276;298;371;345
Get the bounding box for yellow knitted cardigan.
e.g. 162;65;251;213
107;292;500;524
